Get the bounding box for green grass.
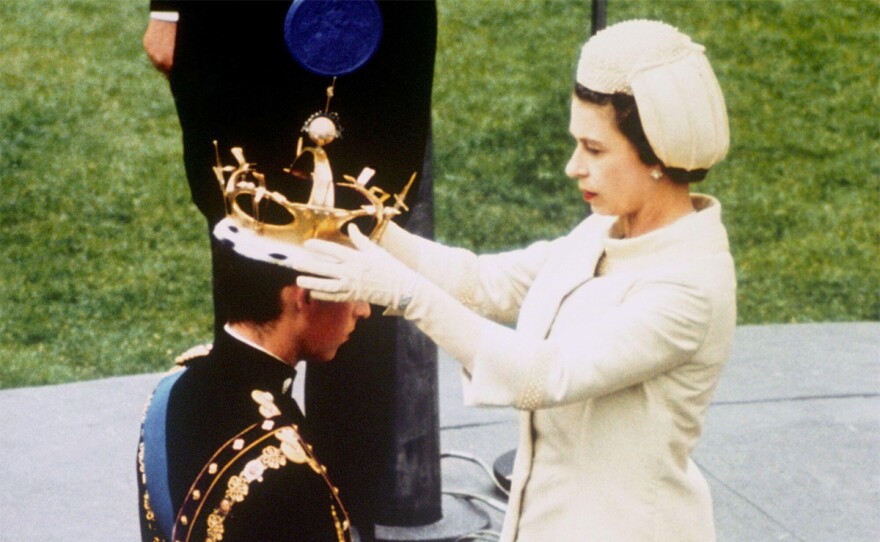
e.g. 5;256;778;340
434;0;880;322
2;0;878;388
1;1;212;386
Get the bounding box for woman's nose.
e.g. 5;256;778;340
565;149;585;178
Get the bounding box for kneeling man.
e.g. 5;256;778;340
136;237;369;542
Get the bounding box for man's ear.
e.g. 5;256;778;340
281;284;311;313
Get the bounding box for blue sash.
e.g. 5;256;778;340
142;369;185;539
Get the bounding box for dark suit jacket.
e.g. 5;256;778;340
147;2;438;534
151;0;436;226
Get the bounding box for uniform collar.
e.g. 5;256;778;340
210;329;301;414
223;323;289;365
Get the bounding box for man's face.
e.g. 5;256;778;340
299;300;371;362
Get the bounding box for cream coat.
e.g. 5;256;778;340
415;195;736;541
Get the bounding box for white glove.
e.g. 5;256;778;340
295;224;420;312
378;221;485;308
376;221;423;271
296;223;486;369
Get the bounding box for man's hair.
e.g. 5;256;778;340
213;240;300;325
574;83;708;184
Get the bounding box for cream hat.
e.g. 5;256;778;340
576;20;729;171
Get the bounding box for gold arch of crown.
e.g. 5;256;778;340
212;81;415;248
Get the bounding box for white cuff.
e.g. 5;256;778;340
150;11;179;22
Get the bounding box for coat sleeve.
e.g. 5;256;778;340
150;1;179;11
380;221;554;325
460;275;714;410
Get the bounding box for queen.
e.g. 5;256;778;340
294;19;736;541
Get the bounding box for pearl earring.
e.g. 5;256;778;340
650;168;663;180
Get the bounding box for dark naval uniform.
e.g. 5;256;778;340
137;331;351;541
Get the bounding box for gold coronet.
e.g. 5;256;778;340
213;81;415;250
212;140;415;249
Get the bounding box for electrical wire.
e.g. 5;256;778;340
441;450;510;496
443;490;507;514
439;450;509;540
455;529;501;542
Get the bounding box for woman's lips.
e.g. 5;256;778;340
583;190;597;202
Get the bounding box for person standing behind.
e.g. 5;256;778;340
292;19;737;541
142;1;435;230
143;3;437;538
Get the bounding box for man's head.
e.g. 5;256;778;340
292;292;370;363
214;240;370;363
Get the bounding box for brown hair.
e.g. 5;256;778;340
574;83;708;184
213;240;300;325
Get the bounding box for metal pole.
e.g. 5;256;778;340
375;136;490;542
591;0;608;35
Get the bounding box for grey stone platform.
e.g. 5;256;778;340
0;323;877;541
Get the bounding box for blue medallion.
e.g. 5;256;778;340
284;0;384;77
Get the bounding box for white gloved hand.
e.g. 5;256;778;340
297;223;490;371
295;224;420;312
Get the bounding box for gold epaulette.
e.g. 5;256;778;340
172;390;352;542
174;343;213;366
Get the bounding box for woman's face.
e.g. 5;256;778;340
565;97;656;218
